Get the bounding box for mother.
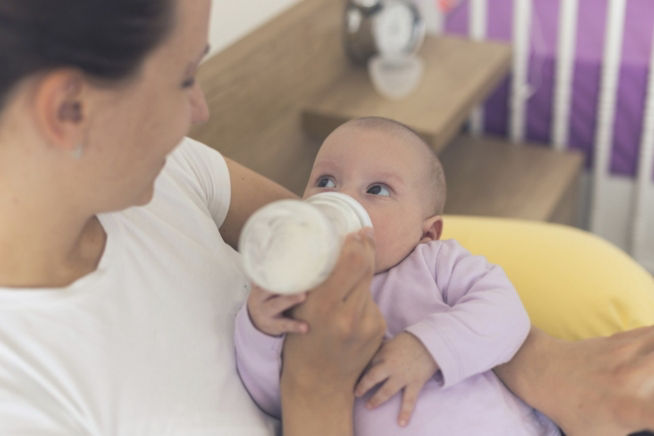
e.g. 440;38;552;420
0;0;652;435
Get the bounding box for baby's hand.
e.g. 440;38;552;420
246;284;309;336
354;332;439;427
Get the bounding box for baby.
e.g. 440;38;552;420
234;117;560;435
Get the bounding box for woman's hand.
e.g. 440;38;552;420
495;327;654;436
551;326;654;435
280;228;386;436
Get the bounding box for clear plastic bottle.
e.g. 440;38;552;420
239;192;373;295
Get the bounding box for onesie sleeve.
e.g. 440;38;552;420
405;240;530;388
233;304;284;418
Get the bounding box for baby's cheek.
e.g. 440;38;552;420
373;238;403;273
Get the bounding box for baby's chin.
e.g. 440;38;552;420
374;257;402;275
375;249;418;274
374;265;390;275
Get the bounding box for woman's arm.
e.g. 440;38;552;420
280;230;386;436
495;326;654;436
221;160;386;434
220;158;297;248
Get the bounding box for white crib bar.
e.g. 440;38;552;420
630;33;654;258
551;0;578;151
468;0;488;136
510;0;532;143
590;0;626;232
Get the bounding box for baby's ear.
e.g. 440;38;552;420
420;215;443;243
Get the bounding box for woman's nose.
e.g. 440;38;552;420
190;82;210;125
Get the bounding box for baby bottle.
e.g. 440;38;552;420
239;192;373;295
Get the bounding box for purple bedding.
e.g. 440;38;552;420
443;0;654;177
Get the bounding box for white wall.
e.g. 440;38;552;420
639;188;654;273
577;173;654;274
208;0;301;56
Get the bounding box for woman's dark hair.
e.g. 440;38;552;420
0;0;174;109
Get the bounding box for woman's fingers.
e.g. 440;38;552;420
282;226;384;396
310;228;375;305
341;228;376;303
527;326;654;435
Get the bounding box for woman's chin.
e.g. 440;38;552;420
135;186;156;206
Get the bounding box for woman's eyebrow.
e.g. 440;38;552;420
200;44;211;60
185;44;211;74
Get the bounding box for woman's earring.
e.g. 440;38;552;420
71;143;83;160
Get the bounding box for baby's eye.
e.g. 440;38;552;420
316;176;336;188
366;184;390;196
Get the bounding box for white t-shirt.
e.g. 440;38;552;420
0;138;277;436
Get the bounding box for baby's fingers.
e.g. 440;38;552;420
264;292;307;317
253;308;309;336
248;284;276;302
264;317;308;336
365;378;403;410
248;288;308;336
355;362;389;398
397;383;421;427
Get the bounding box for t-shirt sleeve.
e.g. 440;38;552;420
166;137;232;228
405;240;530;388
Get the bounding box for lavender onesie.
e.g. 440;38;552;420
234;239;560;435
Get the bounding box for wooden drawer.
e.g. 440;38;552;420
440;135;584;225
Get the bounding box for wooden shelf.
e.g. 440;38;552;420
190;0;347;194
440;136;584;224
302;35;512;153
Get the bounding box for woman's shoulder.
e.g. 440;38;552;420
166;137;225;174
120;137;233;230
160;137;231;210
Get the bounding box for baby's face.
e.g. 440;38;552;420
304;125;437;273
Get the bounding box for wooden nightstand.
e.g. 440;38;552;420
300;35;583;225
440;136;584;225
302;35;512;154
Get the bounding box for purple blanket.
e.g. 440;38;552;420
444;0;654;177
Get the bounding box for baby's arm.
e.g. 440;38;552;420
406;239;530;388
234;287;305;418
355;332;438;427
356;240;529;426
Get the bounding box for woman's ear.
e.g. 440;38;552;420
420;215;443;243
32;69;86;154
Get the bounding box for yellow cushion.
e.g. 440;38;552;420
442;215;654;340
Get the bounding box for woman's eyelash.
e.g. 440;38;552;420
182;77;196;88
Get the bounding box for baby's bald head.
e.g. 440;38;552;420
339;117;446;217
